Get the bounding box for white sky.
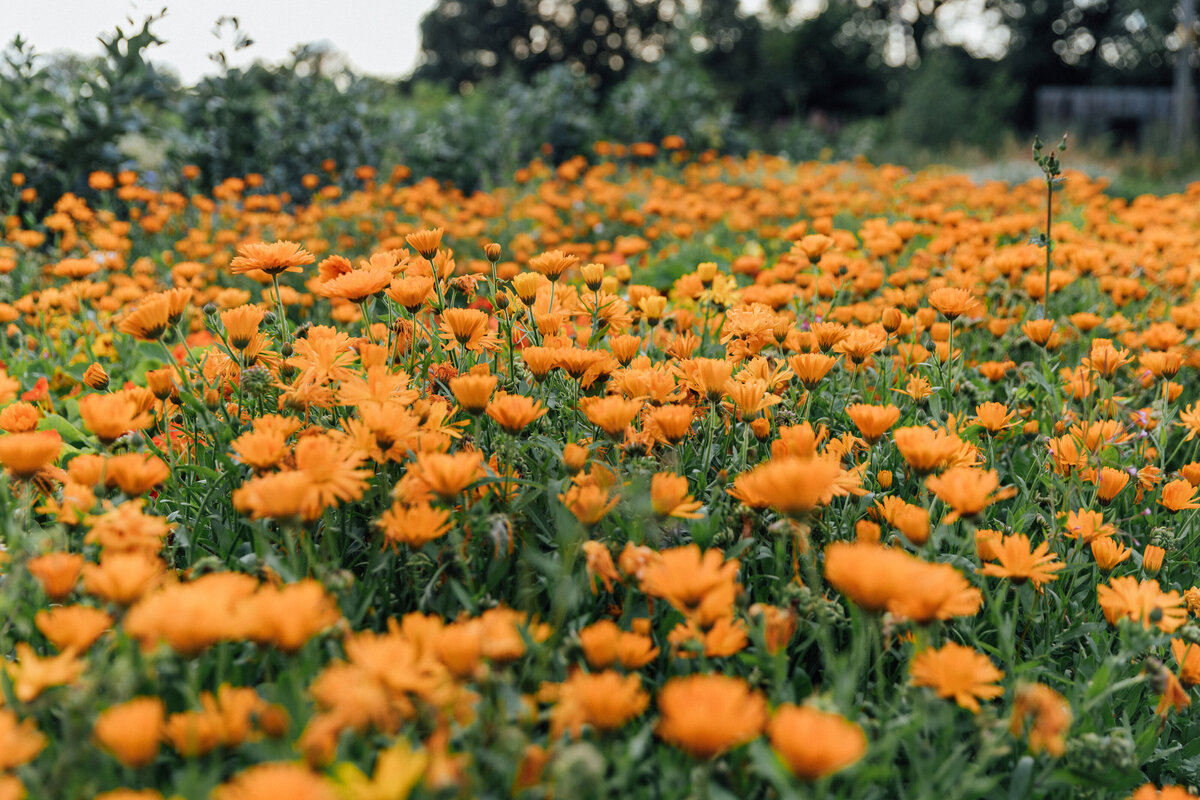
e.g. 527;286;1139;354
3;0;439;82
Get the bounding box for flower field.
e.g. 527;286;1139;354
2;142;1200;799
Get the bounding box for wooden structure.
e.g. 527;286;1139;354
1035;86;1192;147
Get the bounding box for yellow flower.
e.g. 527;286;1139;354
333;739;428;800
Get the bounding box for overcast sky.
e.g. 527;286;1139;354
4;0;438;82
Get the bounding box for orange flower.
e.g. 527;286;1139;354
1161;478;1200;512
1097;576;1186;632
1172;639;1200;686
655;674;766;759
768;705;866;780
6;643;85;702
823;541;913;613
414;450;484;500
892;426;956;474
317;267;391;303
232;471;313;521
0;710;46;770
650;472;703;519
979;533;1063;591
82;362;110;390
93;697;164;767
909;642;1004;712
1091;536;1133;571
213;763;337;800
926;467;1014;523
749;603;798;654
887;561;983;623
787;352;838;389
581;541;620;593
34;605;112;653
406;228;444;260
876;496;930;545
0;402;39;433
973;402;1016;434
117;294;172;341
1009;683;1071;757
449;373;498;414
528;249;578;282
0;431;61;480
1092;466;1130;504
438;308;500;352
559;483;618;527
220;304;267;349
550;670;649;738
1062;508;1116;542
729;456;846;517
929;287;982;320
646;404;694;444
378;502;452;548
229;241;314;276
78;393;153;445
582;395;644;439
27;552;84;600
640;544;739;625
1022;319;1057;347
1153;665;1191;719
486;393;546;434
845;403;900;443
386;274;435;312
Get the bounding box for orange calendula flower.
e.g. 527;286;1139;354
1090;536;1133;570
559;483;618;527
909;642;1004;712
787;352;837;390
117;293;172;341
437;308;500;353
892;426;957;474
449;373;498;414
845;403;900;443
1092;466;1131;504
650;472;703;519
929;287;982;320
413;450;484;501
729;456;847;517
93;697;164;767
549;670;650;738
581;395;644;439
926;467;1015;523
528;249;579;282
377;502;452;549
0;710;46;770
640;544;739;625
0;431;62;480
6;643;85;702
767;704;867;780
973;402;1017;434
78;392;153;445
1097;576;1186;632
406;228;444;260
213;763;337;800
229;240;314;276
1172;639;1200;686
35;605;112;653
581;541;620;593
486;393;546;434
979;533;1063;591
1161;478;1200;512
654;674;766;759
1009;683;1071;757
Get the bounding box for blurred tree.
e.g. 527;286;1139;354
412;0;679;91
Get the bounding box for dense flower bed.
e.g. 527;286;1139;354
1;145;1200;798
